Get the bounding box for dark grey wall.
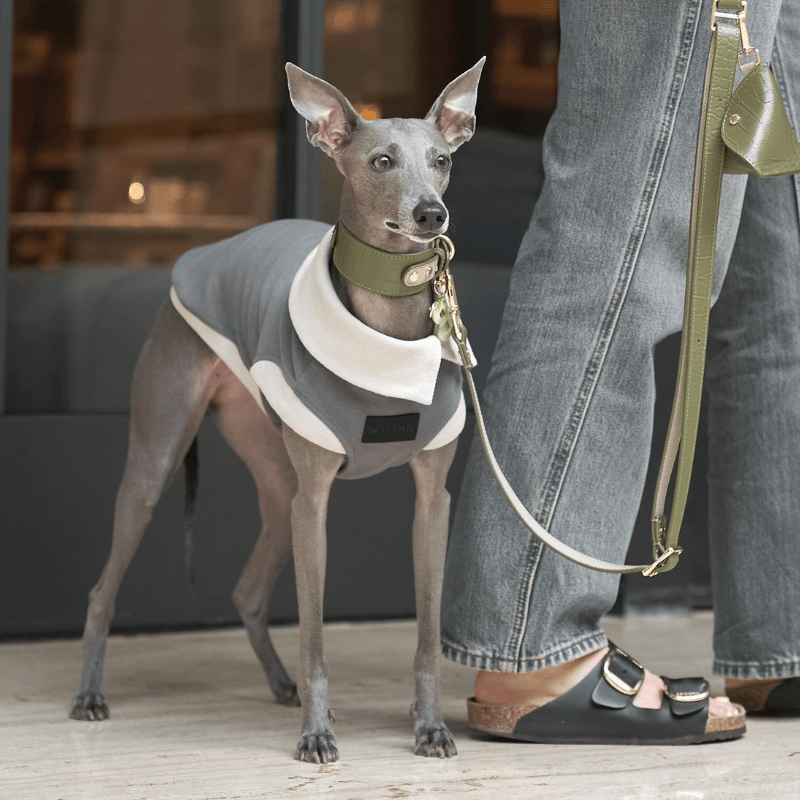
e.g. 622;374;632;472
0;257;711;639
0;414;439;636
0;262;509;638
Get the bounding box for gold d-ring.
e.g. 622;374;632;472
437;234;455;261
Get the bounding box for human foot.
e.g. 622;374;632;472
469;644;745;744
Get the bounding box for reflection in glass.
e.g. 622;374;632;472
9;0;281;269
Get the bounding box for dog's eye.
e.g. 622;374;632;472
435;155;451;171
372;155;393;171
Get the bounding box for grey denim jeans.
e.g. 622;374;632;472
441;0;800;680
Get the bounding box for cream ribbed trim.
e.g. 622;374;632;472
423;392;465;450
288;228;475;407
249;362;346;454
170;287;265;411
171;287;345;454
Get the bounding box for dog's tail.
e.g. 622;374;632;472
183;437;199;594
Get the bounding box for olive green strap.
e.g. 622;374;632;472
453;15;743;576
648;11;743;575
649;2;800;575
331;221;445;296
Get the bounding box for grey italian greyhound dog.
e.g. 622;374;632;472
70;58;485;763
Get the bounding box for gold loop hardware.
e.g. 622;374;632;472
738;48;762;69
711;1;760;71
437;234;455;261
711;0;748;33
642;545;683;577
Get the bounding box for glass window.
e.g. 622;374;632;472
9;0;281;270
5;0;558;413
6;0;282;413
320;0;557;262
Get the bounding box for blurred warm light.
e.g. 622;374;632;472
495;0;558;16
128;182;146;204
355;103;381;120
326;1;381;33
362;1;380;27
327;2;357;32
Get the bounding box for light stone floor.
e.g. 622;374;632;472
1;612;799;800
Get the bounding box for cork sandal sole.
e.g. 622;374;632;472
467;696;746;744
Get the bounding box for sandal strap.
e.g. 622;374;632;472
662;676;710;717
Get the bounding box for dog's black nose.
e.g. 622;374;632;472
413;201;447;232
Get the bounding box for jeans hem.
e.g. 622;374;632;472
712;659;800;680
440;631;609;673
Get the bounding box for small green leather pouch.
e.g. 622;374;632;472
722;63;800;177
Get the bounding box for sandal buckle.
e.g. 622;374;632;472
603;647;645;696
662;679;710;703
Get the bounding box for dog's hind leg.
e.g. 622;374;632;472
70;301;219;721
407;439;459;757
281;424;345;764
210;381;300;706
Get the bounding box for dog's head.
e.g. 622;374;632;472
286;59;485;248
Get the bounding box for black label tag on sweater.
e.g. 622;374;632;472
361;413;420;443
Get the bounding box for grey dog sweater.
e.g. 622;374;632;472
170;220;468;480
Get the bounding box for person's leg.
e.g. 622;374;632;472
705;3;800;708
441;0;784;724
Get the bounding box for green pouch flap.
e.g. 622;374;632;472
722;64;800;177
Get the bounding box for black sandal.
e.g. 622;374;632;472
467;644;746;745
727;677;800;716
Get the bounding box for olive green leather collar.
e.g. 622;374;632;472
331;221;447;297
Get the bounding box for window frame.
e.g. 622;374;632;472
1;0;11;414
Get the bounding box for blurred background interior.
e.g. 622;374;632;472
1;0;709;639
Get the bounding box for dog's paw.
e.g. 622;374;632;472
414;724;457;758
273;681;301;707
295;728;339;763
69;692;110;721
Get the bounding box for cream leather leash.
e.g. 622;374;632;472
430;240;649;575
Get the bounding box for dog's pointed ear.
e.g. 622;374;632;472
425;57;486;152
285;63;360;156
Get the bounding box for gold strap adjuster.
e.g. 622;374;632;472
642;544;683;577
602;647;645;696
662;680;710;704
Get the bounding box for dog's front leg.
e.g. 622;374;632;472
408;439;459;758
282;425;345;764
